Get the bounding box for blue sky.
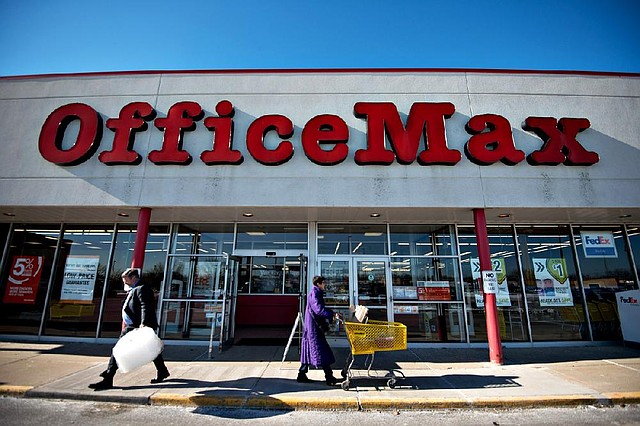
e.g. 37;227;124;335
0;0;639;77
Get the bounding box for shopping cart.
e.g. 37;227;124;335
339;318;407;390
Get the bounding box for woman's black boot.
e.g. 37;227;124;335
297;372;313;383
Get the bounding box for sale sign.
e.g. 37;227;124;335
60;256;100;302
3;256;44;304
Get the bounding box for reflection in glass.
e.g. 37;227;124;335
237;256;301;294
389;224;456;256
517;225;586;341
459;226;531;342
100;225;169;338
320;260;350;306
572;226;637;341
394;303;465;342
44;226;114;337
0;225;61;335
236;223;308;251
391;257;461;302
318;224;387;255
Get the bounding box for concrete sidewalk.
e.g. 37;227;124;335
1;340;639;411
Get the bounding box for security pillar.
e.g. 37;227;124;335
131;207;152;271
473;208;503;364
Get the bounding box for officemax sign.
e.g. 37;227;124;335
38;100;600;167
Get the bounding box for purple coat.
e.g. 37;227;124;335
300;285;335;367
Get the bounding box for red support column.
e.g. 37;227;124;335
131;207;151;271
473;208;503;365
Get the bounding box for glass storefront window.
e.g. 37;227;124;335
572;226;637;341
389;224;456;256
318;224;388;255
238;256;302;294
459;226;530;342
517;225;586;341
394;303;465;342
43;226;114;337
0;225;61;335
100;224;170;338
165;255;227;300
236;223;308;251
391;257;462;301
171;224;234;256
628;226;640;284
0;223;9;258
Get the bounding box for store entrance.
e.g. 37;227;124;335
233;254;307;345
318;257;391;322
159;253;238;349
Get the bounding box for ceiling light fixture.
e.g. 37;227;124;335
498;213;511;218
619;214;632;218
117;212;129;217
370;213;381;218
3;212;16;217
242;212;254;217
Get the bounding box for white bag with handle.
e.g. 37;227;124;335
112;326;164;373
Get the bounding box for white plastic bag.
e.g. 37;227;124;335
355;305;369;323
112;326;164;373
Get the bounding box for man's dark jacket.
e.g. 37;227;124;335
123;281;159;329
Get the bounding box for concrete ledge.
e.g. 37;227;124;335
24;389;150;406
151;393;247;408
4;388;639;411
247;395;359;410
602;392;640;405
0;385;32;397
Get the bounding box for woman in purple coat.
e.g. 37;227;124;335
297;276;340;385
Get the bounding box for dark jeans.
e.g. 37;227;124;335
104;326;167;378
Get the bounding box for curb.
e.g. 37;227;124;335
150;393;360;410
3;388;640;410
0;386;32;397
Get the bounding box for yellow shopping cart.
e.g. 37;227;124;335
340;319;407;390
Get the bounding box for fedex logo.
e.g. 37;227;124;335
581;231;617;258
619;296;638;304
584;236;611;245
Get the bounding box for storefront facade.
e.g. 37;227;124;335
0;70;639;347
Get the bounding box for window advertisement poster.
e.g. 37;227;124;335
417;280;451;301
3;255;44;304
60;255;100;302
533;258;574;307
580;231;618;258
471;257;511;308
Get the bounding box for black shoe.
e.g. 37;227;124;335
88;378;113;391
150;369;170;384
296;372;313;383
325;376;340;386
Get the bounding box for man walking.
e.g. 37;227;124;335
89;268;169;390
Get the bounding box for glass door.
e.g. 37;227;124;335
354;258;390;321
160;253;229;341
318;257;392;322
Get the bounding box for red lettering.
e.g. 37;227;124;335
148;101;203;165
246;115;294;165
465;114;525;165
99;102;155;165
201;100;243;165
523;117;598;165
301;114;349;165
353;102;460;165
38;103;102;166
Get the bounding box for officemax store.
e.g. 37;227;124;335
0;69;639;349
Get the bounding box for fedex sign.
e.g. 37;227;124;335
580;231;618;258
